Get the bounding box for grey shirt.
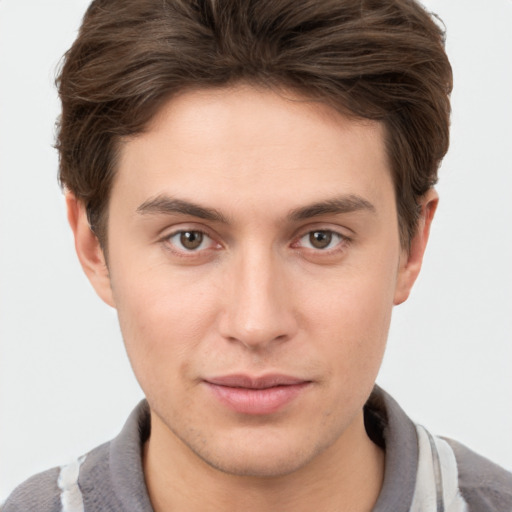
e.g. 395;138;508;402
3;387;512;511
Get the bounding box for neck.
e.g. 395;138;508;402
143;410;384;512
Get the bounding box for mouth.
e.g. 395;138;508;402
204;374;312;415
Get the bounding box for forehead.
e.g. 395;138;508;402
112;85;393;220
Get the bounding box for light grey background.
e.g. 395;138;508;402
1;0;511;502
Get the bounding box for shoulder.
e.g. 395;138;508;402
2;401;150;512
2;467;61;512
368;387;512;512
2;442;111;512
2;441;114;512
445;437;512;511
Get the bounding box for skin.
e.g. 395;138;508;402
68;85;437;512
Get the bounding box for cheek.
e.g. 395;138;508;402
300;259;398;381
110;262;221;391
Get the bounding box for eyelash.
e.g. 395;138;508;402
162;229;219;256
295;230;348;252
160;228;350;258
290;230;352;262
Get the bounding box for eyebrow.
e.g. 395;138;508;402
137;196;229;223
136;193;375;223
288;195;376;221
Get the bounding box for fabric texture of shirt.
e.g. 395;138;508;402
3;387;512;511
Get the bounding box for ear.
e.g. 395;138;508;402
66;193;116;308
394;189;438;305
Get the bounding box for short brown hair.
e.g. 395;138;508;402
56;0;452;247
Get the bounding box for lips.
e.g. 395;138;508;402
204;374;311;415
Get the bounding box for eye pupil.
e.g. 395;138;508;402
180;231;203;250
309;231;332;249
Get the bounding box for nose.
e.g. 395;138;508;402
218;248;298;351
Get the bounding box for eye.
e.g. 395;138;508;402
298;230;345;250
167;230;214;252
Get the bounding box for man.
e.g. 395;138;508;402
3;0;511;511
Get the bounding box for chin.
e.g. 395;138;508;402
181;424;336;479
196;445;317;479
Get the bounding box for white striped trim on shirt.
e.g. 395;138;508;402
410;425;469;512
57;455;87;512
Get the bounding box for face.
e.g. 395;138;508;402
71;85;430;478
